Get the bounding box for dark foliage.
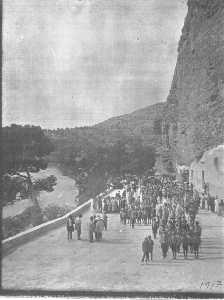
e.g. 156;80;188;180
2;125;56;227
47;129;156;201
2;124;54;174
3;207;33;239
2;204;70;239
42;205;71;221
33;175;57;192
2;174;28;205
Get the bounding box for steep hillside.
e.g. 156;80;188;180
94;102;166;147
47;102;167;153
166;0;224;165
46;104;164;202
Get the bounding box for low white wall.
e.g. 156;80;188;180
2;187;115;256
2;199;93;256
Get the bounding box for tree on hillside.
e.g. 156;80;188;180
121;143;156;176
106;140;128;175
2;124;56;225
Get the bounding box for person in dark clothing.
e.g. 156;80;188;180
142;209;147;225
182;233;189;258
75;214;82;240
141;237;150;264
148;205;152;224
220;200;224;216
195;221;202;239
130;210;135;229
210;197;215;212
93;215;98;240
148;235;154;261
152;217;158;239
103;212;108;230
88;216;95;242
66;215;74;240
98;198;102;212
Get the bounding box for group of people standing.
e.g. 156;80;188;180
66;212;108;243
66;214;82;240
96;192;125;213
87;213;108;242
200;192;224;216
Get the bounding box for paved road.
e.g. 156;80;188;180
2;209;224;293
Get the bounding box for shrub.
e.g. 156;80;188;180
42;205;71;221
2;204;72;239
2;207;33;239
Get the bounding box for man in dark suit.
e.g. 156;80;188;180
66;215;74;240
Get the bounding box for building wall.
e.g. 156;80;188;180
189;145;224;198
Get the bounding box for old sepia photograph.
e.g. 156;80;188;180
1;0;224;297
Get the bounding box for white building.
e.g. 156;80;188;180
189;145;224;198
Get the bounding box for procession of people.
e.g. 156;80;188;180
66;173;207;262
116;174;202;262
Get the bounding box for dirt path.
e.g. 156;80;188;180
2;209;224;292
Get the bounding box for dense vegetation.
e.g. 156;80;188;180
2;124;54;174
45;102;175;186
2;124;56;225
46;127;157;202
2;119;162;236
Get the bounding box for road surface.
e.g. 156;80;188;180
2;209;224;293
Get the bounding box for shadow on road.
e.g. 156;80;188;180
102;239;130;244
201;246;224;250
201;252;224;255
143;260;186;266
197;256;224;260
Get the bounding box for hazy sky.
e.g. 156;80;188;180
3;0;187;129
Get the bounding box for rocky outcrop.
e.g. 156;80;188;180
166;0;224;165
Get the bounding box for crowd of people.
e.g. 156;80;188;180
66;173;222;262
96;192;125;213
113;175;202;261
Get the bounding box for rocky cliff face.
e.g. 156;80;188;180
166;0;224;165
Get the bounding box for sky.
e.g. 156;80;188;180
3;0;187;129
